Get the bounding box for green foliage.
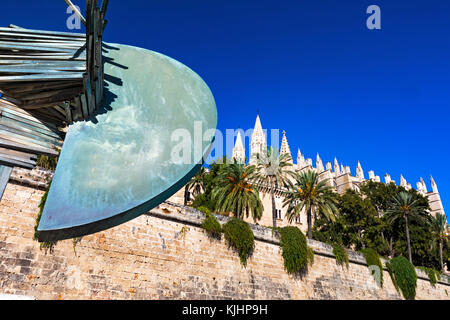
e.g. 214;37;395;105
283;170;338;239
278;226;309;274
361;248;384;287
197;206;211;214
417;266;441;286
332;243;349;268
307;246;314;266
254;146;293;227
201;213;222;240
386;256;417;300
33;180;57;250
222;218;254;267
190;158;227;211
338;190;388;253
36;153;59;171
212;163;263;221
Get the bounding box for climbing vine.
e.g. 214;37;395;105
33;179;57;251
278;226;313;275
386;256;417;300
418;266;441;286
222;218;254;267
332;243;349;268
197;206;212;215
201;213;222;240
361;248;383;287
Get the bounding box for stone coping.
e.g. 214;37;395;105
150;201;450;286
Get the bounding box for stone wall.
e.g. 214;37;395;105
0;169;449;300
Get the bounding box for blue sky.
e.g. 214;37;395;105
3;0;449;219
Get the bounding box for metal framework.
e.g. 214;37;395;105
0;0;108;171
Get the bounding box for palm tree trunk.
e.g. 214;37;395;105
307;207;312;239
271;188;277;228
439;240;444;272
405;215;412;263
389;236;394;257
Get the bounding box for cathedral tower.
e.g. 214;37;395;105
232;130;245;164
280;130;293;163
249;114;267;164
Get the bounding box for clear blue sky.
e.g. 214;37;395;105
3;1;449;219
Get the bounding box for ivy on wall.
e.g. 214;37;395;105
223;218;254;267
278;226;313;275
33;179;57;251
361;248;384;287
332;243;349;268
418;266;441;287
386;256;417;300
201;213;222;240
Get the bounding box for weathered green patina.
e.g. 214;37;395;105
37;43;217;241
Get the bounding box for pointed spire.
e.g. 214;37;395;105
341;163;345;173
297;148;304;168
325;162;332;171
334;157;340;175
368;170;375;180
316;153;324;172
431;175;438;193
400;174;407;188
254;114;263;134
280;130;293;163
232;130;245;163
250;114;267;164
420;177;428;193
356;161;364;180
385;174;391;184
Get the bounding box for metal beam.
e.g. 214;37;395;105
64;0;87;26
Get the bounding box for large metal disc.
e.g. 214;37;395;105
37;43;217;241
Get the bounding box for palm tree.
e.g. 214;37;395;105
283;170;338;239
254;147;293;228
212;163;263;222
184;167;207;205
385;191;429;263
430;212;448;271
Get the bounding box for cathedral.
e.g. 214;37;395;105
231;115;446;231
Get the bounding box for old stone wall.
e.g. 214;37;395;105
0;169;449;300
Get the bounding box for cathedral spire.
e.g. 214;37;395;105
420;177;428;193
249;114;267;164
431;175;439;193
297;148;304;168
232;130;245;164
280;130;292;163
356;161;364;180
400;174;407;188
254;114;263;135
316;153;324;173
385;173;391;184
334;157;340;175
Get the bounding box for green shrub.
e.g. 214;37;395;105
307;246;315;266
223;218;254;267
197;206;211;214
386;256;417;300
361;248;384;287
201;213;222;239
332;243;349;268
278;227;309;274
418;266;441;286
33;180;57;250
